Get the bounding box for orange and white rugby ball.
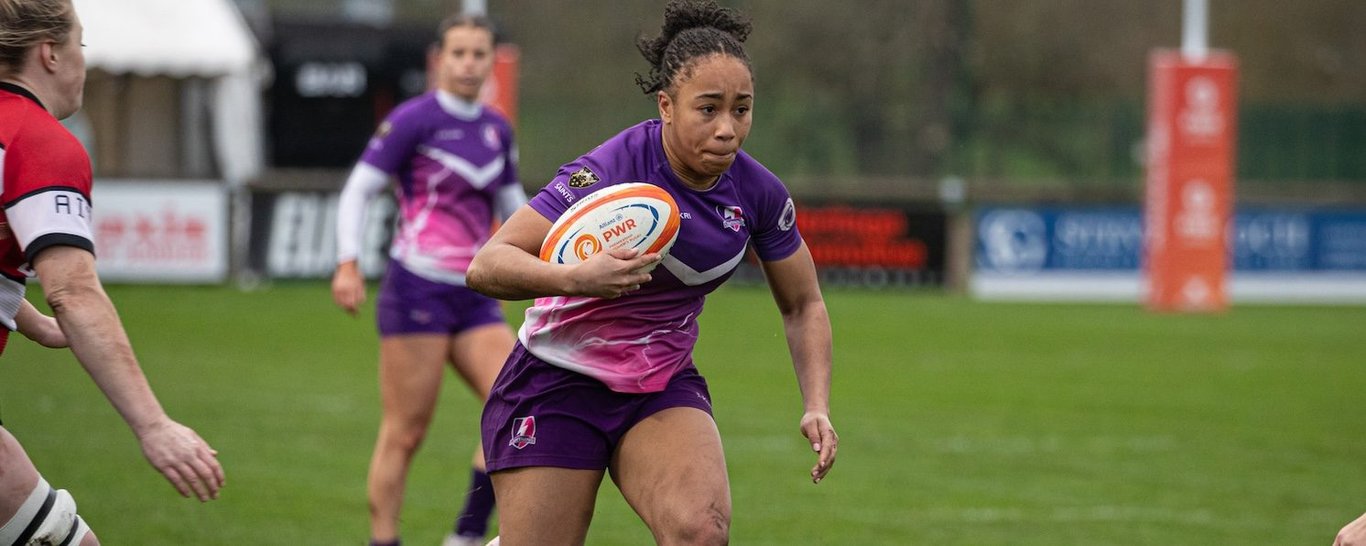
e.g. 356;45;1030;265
540;182;681;269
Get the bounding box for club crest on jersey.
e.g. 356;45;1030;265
482;124;501;151
778;198;797;232
568;167;600;188
374;121;393;139
509;416;537;449
718;205;744;232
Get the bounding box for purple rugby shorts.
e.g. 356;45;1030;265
481;342;715;472
375;261;505;337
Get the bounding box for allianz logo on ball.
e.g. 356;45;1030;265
540;183;682;270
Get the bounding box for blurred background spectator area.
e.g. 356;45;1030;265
232;0;1365;204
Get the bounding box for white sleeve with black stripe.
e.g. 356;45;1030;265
5;187;95;261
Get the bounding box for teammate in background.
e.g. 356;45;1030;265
465;1;838;543
1337;512;1366;546
0;1;225;544
330;13;524;546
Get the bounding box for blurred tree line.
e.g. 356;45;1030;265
255;0;1365;200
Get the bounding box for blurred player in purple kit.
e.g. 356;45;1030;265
1;1;224;544
331;13;523;546
466;1;838;544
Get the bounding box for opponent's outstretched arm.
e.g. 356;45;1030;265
32;246;225;502
15;299;66;348
1337;512;1366;546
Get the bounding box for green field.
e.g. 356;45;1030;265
2;282;1364;545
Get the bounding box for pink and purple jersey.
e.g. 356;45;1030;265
360;92;520;283
521;120;802;393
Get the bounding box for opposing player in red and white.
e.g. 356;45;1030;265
1337;512;1366;546
467;1;837;544
0;1;225;544
331;13;523;546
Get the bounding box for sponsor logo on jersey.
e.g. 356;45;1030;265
778;198;797;231
510;416;537;449
436;128;464;141
718;205;744;232
567;167;600;189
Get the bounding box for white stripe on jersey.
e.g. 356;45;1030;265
0;275;22;331
6;188;94;251
416;146;506;190
661;244;749;286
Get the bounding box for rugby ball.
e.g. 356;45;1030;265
540;182;680;270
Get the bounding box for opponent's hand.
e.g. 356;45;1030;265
1335;512;1366;546
20;313;67;348
567;248;662;299
331;261;366;315
15;300;67;348
800;411;838;483
137;418;225;502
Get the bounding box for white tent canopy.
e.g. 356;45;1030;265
73;0;265;185
75;0;258;78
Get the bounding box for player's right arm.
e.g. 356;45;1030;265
331;162;389;315
465;205;658;300
14;299;66;348
31;246;224;501
331;103;428;314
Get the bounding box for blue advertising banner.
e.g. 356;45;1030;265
973;206;1366;303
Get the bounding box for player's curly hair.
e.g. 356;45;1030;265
635;0;753;95
0;0;74;78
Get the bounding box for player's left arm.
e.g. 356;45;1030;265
1336;511;1366;546
759;241;838;483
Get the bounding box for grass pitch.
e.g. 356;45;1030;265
1;282;1364;544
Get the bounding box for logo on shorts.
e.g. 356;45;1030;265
509;416;537;449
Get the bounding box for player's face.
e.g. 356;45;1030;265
658;55;753;190
437;25;495;102
48;11;86;120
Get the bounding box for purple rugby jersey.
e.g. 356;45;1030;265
521;119;802;393
360;91;520;282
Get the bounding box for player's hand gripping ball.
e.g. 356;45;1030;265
540;182;681;272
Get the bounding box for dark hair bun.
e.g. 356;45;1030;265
636;0;753;94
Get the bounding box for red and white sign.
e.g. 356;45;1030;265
1143;50;1238;312
92;181;228;283
480;44;520;127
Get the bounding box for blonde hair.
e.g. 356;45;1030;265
0;0;74;77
